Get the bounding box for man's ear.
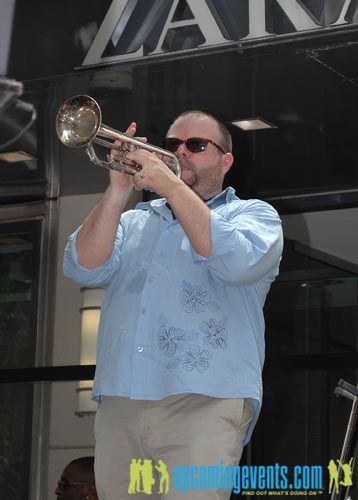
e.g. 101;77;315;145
222;152;234;175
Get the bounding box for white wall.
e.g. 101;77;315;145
281;207;358;266
47;190;142;498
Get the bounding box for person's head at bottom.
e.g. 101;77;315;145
55;457;98;500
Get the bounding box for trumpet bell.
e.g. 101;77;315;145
56;95;101;148
56;94;181;178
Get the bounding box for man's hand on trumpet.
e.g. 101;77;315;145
108;122;147;198
127;148;182;199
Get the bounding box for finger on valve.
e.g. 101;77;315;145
110;122;137;157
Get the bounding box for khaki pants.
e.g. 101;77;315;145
94;393;253;500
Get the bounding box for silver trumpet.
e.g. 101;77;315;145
55;95;181;177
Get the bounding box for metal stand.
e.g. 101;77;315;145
330;379;358;500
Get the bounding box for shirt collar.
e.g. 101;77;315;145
205;186;238;208
135;186;238;220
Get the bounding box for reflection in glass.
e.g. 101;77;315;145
251;237;358;482
0;384;33;500
0;224;38;369
0;221;40;500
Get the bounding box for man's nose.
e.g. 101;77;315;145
175;142;188;155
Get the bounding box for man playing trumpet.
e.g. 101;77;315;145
64;110;283;499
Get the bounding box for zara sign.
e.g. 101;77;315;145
82;0;357;67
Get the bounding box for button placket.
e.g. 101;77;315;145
131;224;171;376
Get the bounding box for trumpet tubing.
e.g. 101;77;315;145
55;95;181;177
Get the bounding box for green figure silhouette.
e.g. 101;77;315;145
338;458;353;487
142;459;155;495
155;459;170;494
328;459;339;494
128;459;143;494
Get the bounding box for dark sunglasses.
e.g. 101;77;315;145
163;137;226;154
57;480;90;491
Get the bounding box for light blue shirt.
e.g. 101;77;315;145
63;187;283;443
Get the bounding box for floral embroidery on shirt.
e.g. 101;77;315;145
180;280;220;313
200;318;228;349
180;280;209;313
158;326;186;357
158;315;226;372
182;345;212;372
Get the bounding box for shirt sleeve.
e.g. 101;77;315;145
63;223;124;287
190;200;283;285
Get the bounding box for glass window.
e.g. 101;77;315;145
0;220;40;369
0;217;44;500
0;383;33;500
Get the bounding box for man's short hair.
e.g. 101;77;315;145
70;456;95;482
169;110;232;153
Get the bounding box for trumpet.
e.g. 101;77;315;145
55;95;181;177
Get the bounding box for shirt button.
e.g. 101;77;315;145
148;276;155;283
141;307;147;314
137;346;144;353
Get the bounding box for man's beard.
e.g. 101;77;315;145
180;165;222;199
178;159;197;187
181;170;197;188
